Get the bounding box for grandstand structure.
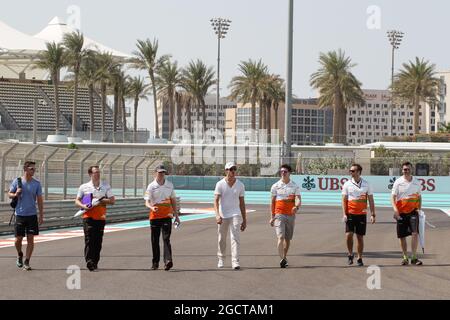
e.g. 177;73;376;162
0;77;121;133
0;17;147;142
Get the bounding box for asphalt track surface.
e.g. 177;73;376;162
0;203;449;300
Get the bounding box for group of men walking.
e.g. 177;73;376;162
8;160;424;271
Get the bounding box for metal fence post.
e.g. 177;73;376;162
63;150;77;200
122;156;134;198
109;155;121;189
80;151;94;185
43;148;59;201
1;143;18;202
134;157;146;197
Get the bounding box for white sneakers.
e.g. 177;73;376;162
217;259;224;268
218;259;241;270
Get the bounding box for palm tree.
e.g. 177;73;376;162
392;57;439;134
130;38;170;139
260;74;285;142
76;51;103;141
95;52;118;142
127;76;149;143
109;65;127;142
34;42;67;135
175;91;194;133
229;59;269;133
156;59;182;139
62;31;88;138
181;59;215;133
310;50;364;144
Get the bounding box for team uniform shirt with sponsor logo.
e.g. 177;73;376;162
144;180;176;220
77;181;114;221
391;176;421;214
271;180;301;216
342;178;373;215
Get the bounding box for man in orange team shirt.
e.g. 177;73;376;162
342;164;376;267
269;164;301;268
391;161;423;266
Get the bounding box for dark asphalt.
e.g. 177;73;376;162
0;204;449;300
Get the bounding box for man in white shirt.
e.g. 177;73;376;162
145;164;180;271
214;162;247;270
391;161;423;266
341;164;376;267
75;166;115;271
270;164;301;268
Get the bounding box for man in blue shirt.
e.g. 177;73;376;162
8;161;44;271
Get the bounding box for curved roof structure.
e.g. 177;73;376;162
0;17;131;79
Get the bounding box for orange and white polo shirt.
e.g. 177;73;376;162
391;176;421;214
77;181;114;221
271;180;301;216
342;178;373;215
144;179;176;220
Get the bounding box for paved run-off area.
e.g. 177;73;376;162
0;203;449;300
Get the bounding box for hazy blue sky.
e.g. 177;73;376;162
2;0;449;133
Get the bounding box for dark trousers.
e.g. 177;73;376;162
83;218;106;265
150;218;172;265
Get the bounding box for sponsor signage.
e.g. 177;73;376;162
292;175;445;193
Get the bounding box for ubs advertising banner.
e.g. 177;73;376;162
291;176;450;193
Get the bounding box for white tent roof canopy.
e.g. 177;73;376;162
34;17;131;58
0;16;131;78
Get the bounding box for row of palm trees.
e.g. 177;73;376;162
33;31;440;144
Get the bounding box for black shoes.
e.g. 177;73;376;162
280;258;287;268
151;263;159;270
164;261;173;271
16;252;23;268
348;255;354;265
411;258;423;266
357;258;364;267
87;261;95;271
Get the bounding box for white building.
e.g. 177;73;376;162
157;95;236;139
347;89;438;145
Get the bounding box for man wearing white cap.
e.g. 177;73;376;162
214;162;247;270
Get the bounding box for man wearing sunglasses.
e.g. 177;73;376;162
342;164;375;267
8;161;44;271
145;165;180;271
270;164;301;268
214;162;247;270
391;162;423;266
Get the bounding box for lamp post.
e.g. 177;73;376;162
284;0;294;164
211;18;231;131
387;30;404;137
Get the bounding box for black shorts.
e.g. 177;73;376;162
397;211;419;239
345;214;367;236
14;215;39;237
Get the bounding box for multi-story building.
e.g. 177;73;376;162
347;89;438;145
157;95;236;139
225;98;333;145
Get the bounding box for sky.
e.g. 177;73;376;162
2;0;450;134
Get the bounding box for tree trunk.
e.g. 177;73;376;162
266;101;272;143
414;95;420;134
113;84;119;143
168;89;174;140
175;92;182;130
53;75;60;135
150;72;160;139
101;82;106;142
134;95;139;143
186;98;192;134
89;83;94;141
122;96;127;142
71;72;79;137
259;103;264;130
201;98;207;133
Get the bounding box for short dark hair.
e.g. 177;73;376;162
351;164;363;173
88;166;100;175
23;161;36;171
402;161;412;168
280;164;293;173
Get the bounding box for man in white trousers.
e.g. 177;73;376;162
214;162;247;270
